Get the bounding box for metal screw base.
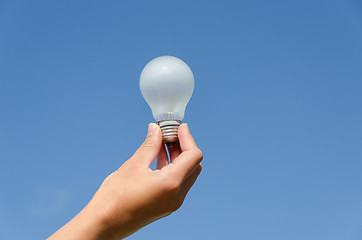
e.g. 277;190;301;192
158;120;181;145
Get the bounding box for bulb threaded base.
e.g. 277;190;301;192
158;120;181;146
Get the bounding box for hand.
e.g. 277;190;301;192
48;123;203;240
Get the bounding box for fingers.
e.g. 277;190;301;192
178;123;198;152
179;164;202;198
172;148;203;181
157;144;168;169
130;123;163;168
168;123;203;181
167;143;181;163
157;142;181;169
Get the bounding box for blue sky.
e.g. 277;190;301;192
1;0;362;239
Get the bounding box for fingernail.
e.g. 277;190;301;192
184;123;188;129
148;123;157;136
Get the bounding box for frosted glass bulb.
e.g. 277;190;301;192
140;56;194;144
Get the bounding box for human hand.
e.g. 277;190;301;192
48;123;203;240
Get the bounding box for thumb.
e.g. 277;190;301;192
130;123;162;168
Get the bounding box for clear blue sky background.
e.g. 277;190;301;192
1;0;362;239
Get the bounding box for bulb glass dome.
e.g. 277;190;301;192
140;56;194;122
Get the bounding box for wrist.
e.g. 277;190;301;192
47;201;108;240
85;197;135;240
87;197;163;240
79;203;109;239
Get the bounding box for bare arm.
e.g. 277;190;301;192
48;123;203;240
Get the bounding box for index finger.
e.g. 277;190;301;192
178;123;198;152
169;123;203;180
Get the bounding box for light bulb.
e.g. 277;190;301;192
140;56;194;145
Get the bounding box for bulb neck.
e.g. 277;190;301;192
158;120;181;146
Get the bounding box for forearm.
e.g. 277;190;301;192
48;203;108;240
48;123;202;240
48;199;149;240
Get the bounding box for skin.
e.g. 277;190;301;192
48;123;203;240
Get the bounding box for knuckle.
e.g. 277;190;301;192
142;136;155;148
165;180;180;193
164;197;183;212
192;148;203;163
197;163;203;173
160;177;180;194
157;173;184;212
170;198;183;212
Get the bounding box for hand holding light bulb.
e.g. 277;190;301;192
140;56;194;145
48;124;203;240
48;56;202;240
